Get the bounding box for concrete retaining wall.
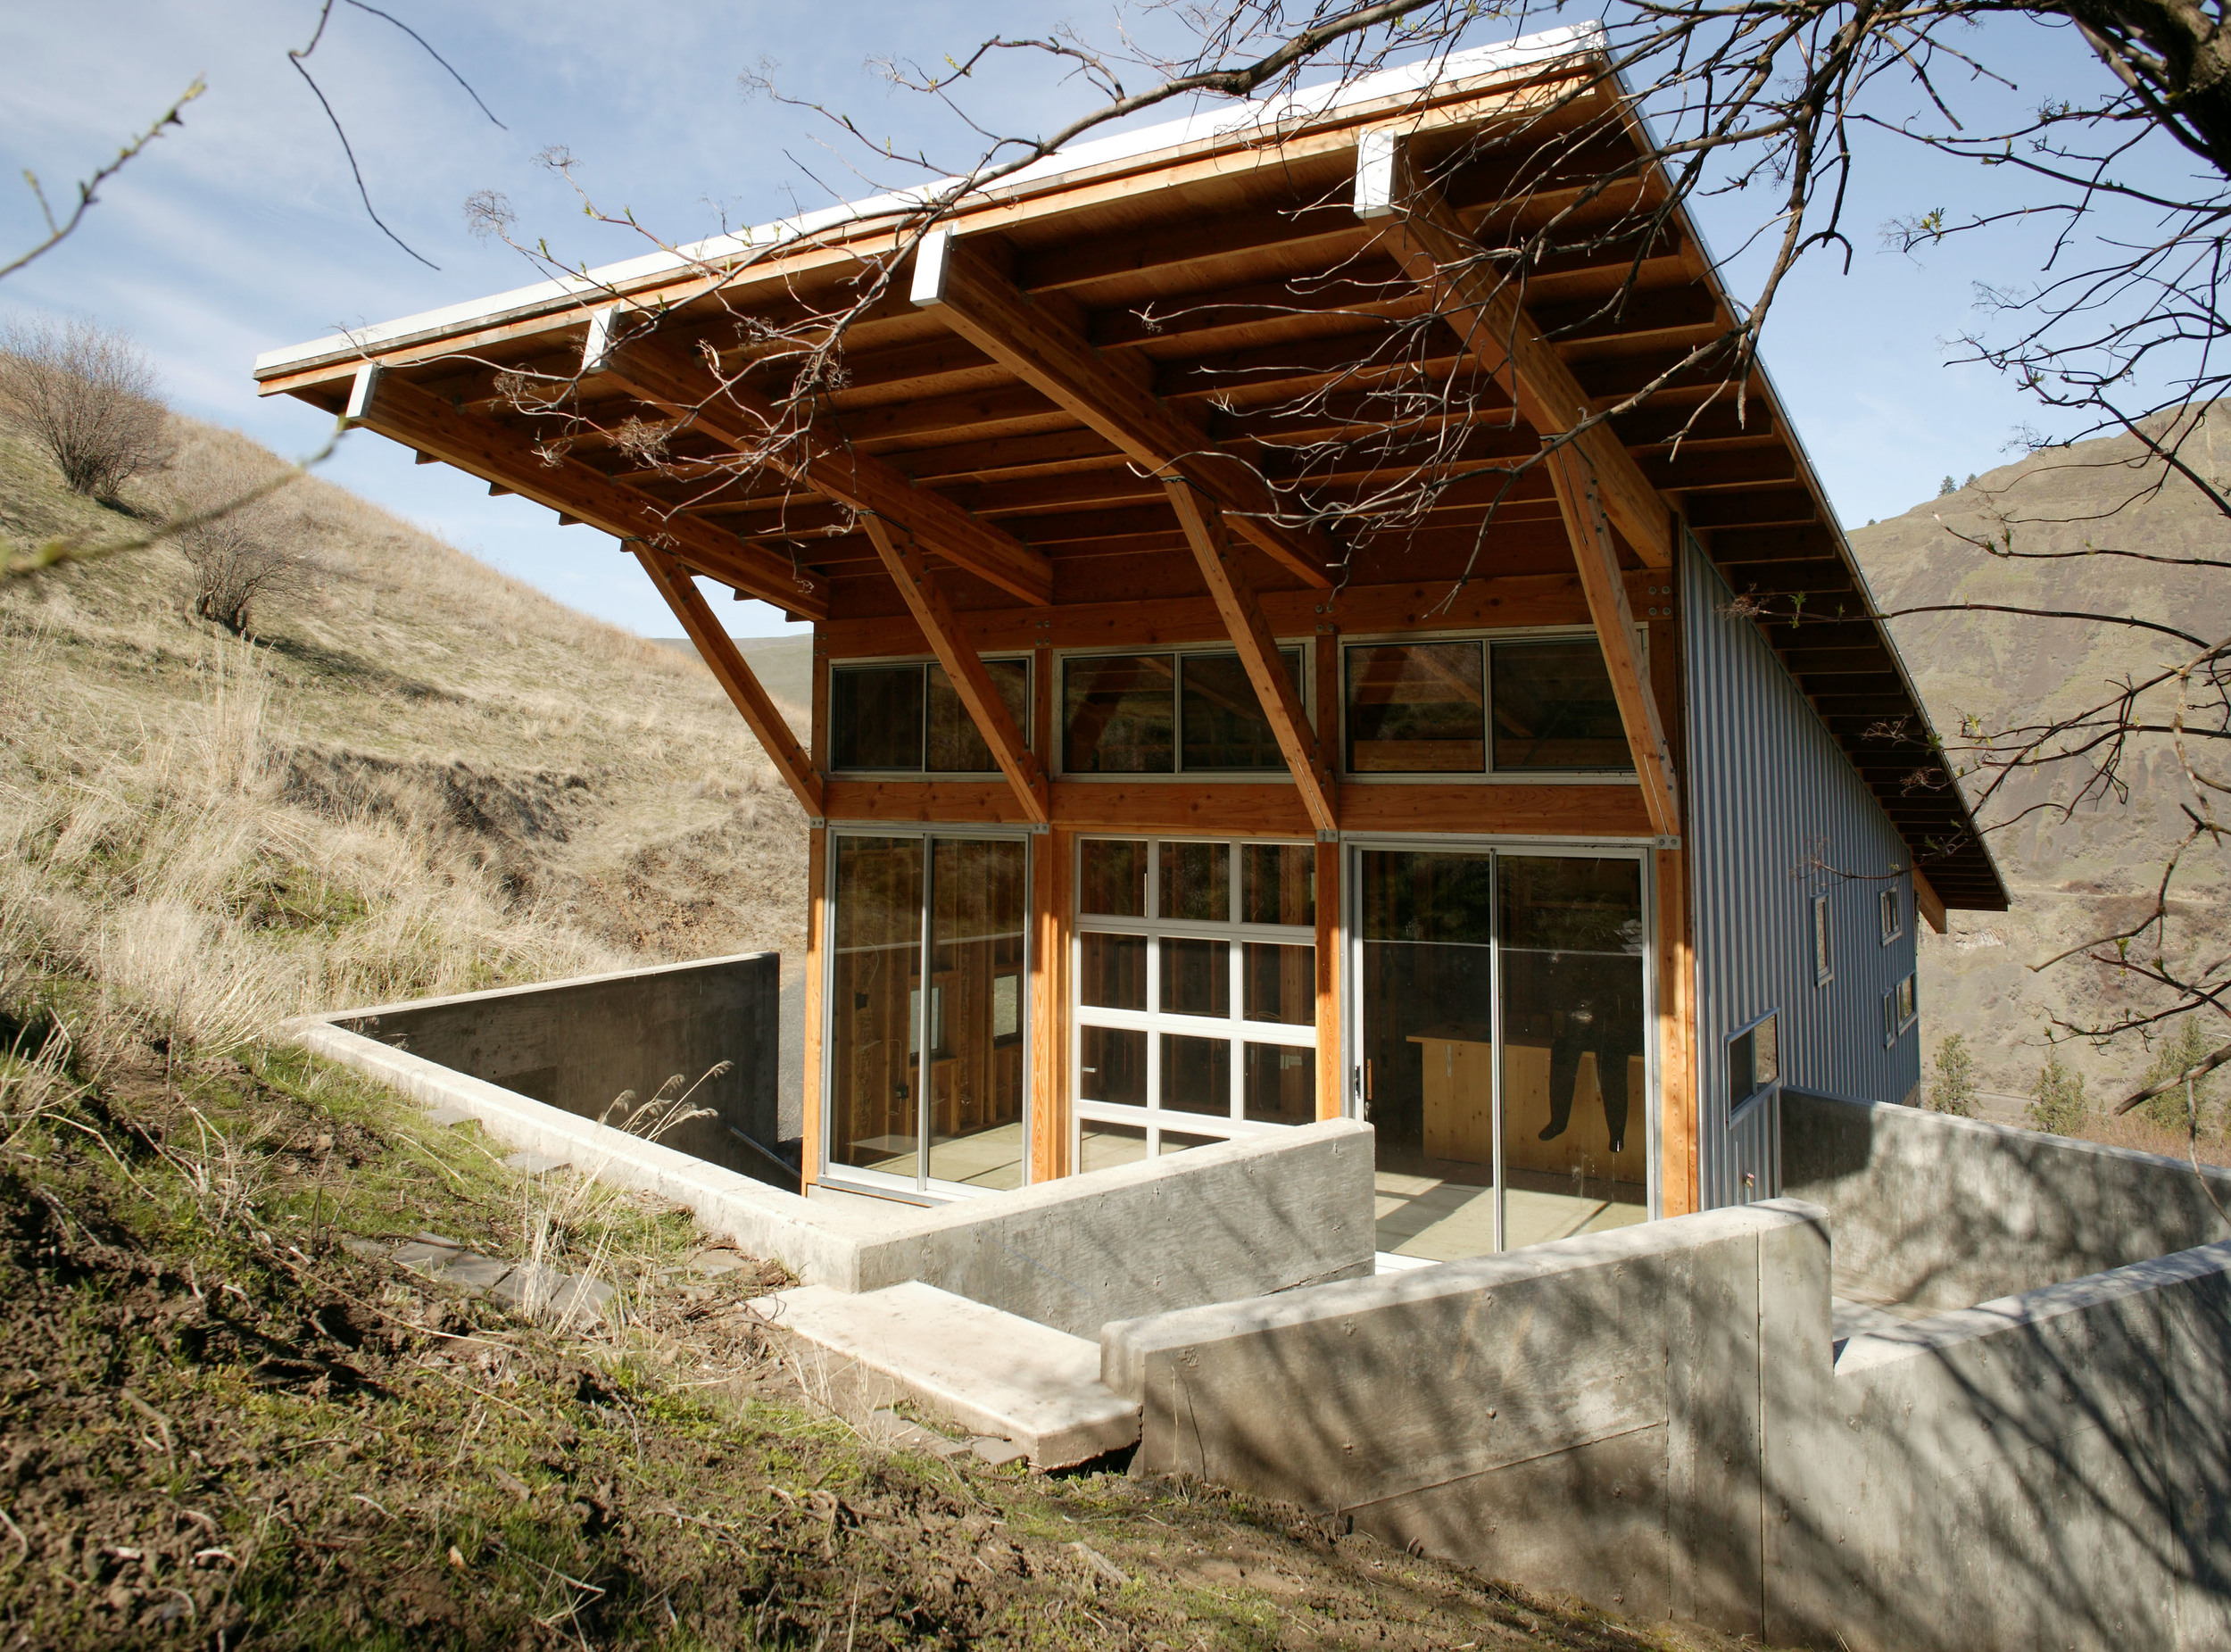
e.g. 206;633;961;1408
1784;1087;2231;1310
1103;1196;2231;1650
287;1009;1373;1335
331;953;786;1186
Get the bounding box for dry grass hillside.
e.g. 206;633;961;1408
1;413;810;1049
1849;405;2231;1117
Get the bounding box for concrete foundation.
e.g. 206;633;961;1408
287;997;1373;1334
1784;1085;2231;1310
1102;1183;2231;1651
332;953;789;1188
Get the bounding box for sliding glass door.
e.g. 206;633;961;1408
1353;845;1650;1260
826;831;1029;1196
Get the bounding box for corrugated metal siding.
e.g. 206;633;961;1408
1683;535;1921;1208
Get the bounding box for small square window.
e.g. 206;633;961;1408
1344;642;1484;773
1880;886;1904;944
1812;894;1832;986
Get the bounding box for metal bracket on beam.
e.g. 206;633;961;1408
1353;127;1402;220
342;361;384;428
581;306;619;376
1654;835;1681;851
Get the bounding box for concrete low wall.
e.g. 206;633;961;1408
1784;1087;2231;1310
1103;1197;2231;1650
329;954;787;1187
286;1012;1373;1335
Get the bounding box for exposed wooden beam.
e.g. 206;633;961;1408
585;312;1053;606
1913;868;1948;936
634;544;825;818
338;363;826;618
859;515;1049;825
1356;127;1673;569
909;228;1334;591
1163;481;1338;834
1542;442;1680;837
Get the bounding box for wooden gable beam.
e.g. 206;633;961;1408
339;364;826;619
1356;127;1673;569
585;311;1053;607
1542;442;1680;837
634;544;825;818
908;228;1335;591
859;517;1049;824
1164;481;1339;834
1913;868;1947;935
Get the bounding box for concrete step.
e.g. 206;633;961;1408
760;1281;1140;1470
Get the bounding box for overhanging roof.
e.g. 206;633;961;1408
255;24;2008;912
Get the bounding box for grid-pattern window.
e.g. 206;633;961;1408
1074;836;1317;1159
1883;972;1918;1045
1342;632;1636;776
1880;885;1904;944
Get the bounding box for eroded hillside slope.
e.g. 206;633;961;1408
1849;406;2231;1101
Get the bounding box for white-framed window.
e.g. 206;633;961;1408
1729;1009;1780;1123
1883;972;1918;1045
1057;645;1305;777
1812;893;1833;986
1340;627;1642;778
827;655;1032;776
1880;884;1904;945
1073;835;1318;1166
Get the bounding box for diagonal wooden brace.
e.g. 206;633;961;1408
860;516;1049;824
634;544;825;818
1542;443;1679;837
1165;480;1338;834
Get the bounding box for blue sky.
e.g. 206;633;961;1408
1;4;2121;638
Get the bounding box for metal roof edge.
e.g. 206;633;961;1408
253;21;1606;378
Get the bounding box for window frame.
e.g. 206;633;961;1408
1337;624;1649;784
1728;1008;1781;1125
1052;643;1310;780
1071;834;1319;1157
825;652;1034;778
1883;971;1918;1046
1880;884;1905;945
1812;892;1833;987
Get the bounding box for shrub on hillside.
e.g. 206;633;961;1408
0;316;170;499
2138;1018;2222;1133
173;452;316;635
2028;1050;2089;1136
1927;1033;1978;1117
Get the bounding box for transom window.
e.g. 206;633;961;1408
1062;649;1304;775
829;658;1031;775
1073;836;1317;1163
1343;633;1634;776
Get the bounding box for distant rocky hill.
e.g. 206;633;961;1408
1847;405;2231;1101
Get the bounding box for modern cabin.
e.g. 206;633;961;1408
254;25;2006;1266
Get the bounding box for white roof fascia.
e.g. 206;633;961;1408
255;22;1606;377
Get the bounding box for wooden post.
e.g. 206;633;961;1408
1655;843;1697;1216
862;516;1049;823
801;826;828;1193
1165;480;1338;833
1032;829;1071;1182
634;545;825;818
1316;838;1342;1122
1542;445;1680;838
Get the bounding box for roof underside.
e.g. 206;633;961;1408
257;31;2007;911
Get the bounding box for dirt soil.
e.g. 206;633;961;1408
0;1013;1761;1651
